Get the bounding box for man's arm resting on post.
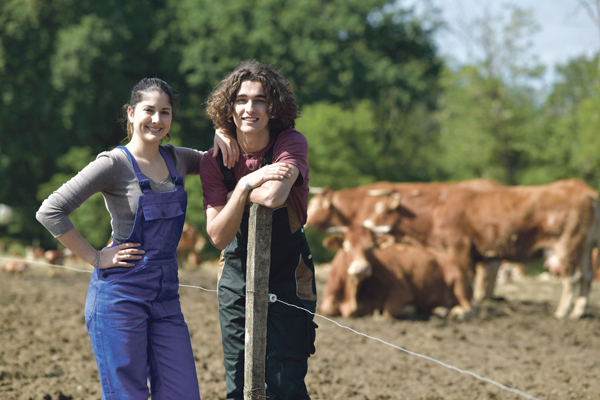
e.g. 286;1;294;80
205;163;295;250
248;165;299;208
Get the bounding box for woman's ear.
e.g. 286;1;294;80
128;106;135;123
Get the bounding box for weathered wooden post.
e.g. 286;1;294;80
244;203;273;400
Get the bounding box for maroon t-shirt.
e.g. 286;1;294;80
200;129;310;226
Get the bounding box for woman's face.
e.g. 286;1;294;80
128;91;172;144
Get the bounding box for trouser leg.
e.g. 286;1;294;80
265;307;313;400
87;311;150;400
219;286;246;400
147;314;201;400
219;297;314;400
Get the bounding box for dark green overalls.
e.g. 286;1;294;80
218;148;317;400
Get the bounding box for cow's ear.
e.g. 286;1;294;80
375;233;395;250
313;194;330;209
322;235;343;251
387;192;402;210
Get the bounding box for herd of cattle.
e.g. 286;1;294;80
3;178;599;321
306;179;600;320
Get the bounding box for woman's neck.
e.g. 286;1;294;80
126;137;161;162
125;137;169;181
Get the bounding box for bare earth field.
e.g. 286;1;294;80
1;258;600;400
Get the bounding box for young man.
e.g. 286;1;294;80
201;60;317;400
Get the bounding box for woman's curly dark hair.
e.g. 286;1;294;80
206;60;300;140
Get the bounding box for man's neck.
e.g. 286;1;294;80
239;131;270;154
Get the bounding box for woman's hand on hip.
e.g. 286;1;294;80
97;243;145;269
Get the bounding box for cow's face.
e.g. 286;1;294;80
361;191;407;233
322;225;400;318
323;227;377;282
323;226;386;317
343;231;373;281
306;188;334;230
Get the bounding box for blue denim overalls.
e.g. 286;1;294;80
84;146;201;400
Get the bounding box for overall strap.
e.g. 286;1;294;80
158;146;184;189
219;154;237;193
118;145;152;194
261;144;275;166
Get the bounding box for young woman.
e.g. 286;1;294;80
36;77;291;399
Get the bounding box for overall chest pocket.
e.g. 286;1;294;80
142;202;184;221
141;201;186;254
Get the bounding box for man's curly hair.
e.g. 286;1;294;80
206;60;300;140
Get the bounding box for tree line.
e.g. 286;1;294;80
0;1;597;261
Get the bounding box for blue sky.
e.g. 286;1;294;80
406;0;598;83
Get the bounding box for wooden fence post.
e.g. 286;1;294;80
244;203;273;400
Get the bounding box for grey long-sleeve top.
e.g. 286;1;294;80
36;145;204;245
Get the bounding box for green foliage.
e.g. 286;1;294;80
522;55;600;188
297;101;381;190
436;65;543;184
548;86;600;188
167;0;440;105
434;5;545;185
547;55;599;113
0;0;171;244
158;0;442;174
17;0;600;253
0;0;442;246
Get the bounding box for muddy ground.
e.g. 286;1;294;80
1;257;600;400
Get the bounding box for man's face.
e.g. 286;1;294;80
232;80;270;138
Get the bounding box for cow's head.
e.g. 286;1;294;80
360;190;416;236
320;225;395;318
306;187;335;231
323;226;375;282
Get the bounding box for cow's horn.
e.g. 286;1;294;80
366;189;393;196
309;187;326;194
370;225;392;234
388;192;402;209
326;226;348;233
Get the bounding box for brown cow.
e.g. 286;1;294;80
308;180;499;227
44;249;66;277
310;179;600;319
1;254;28;278
307;185;373;231
458;180;600;319
593;248;600;282
357;179;600;319
177;222;206;268
308;180;496;298
320;226;474;320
